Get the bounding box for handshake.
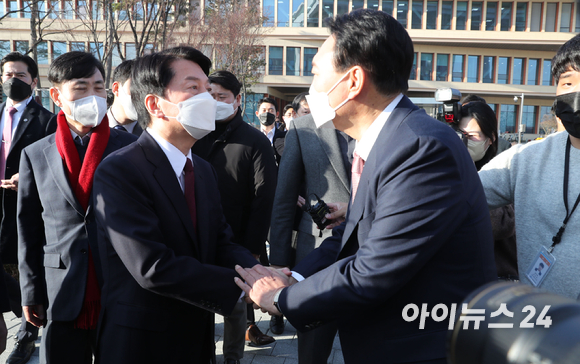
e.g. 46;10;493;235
234;264;298;316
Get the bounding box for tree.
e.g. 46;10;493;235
539;113;558;135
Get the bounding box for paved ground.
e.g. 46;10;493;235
0;309;344;364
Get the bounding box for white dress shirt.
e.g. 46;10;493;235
1;95;33;140
147;127;193;192
107;109;139;134
261;126;275;145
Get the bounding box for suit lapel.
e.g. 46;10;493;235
9;101;38;155
314;125;350;192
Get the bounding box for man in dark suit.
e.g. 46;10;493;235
256;97;285;164
0;52;56;364
107;59;143;136
93;47;259;364
236;10;496;364
17;52;136;364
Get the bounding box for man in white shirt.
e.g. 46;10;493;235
107;59;142;136
256;97;285;164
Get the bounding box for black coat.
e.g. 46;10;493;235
273;127;286;165
192;110;277;256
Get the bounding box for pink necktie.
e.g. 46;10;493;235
0;107;17;180
351;151;365;201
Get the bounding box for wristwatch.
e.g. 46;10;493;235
273;288;283;314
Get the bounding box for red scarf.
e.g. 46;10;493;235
55;110;110;330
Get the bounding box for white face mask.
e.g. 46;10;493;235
215;101;235;121
305;71;351;129
59;92;108;127
160;91;217;140
467;138;490;162
118;84;139;121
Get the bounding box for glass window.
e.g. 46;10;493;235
304;48;317;76
89;42;104;60
467;55;480;82
0;41;10;59
426;1;437;29
0;1;4;18
351;0;364;10
412;0;423;29
77;0;87;19
501;2;512;31
15;41;28;55
337;0;348;15
522;105;536;133
322;0;333;19
561;3;572;32
382;0;393;15
278;0;290;26
512;58;523;85
410;53;417;80
452;55;464;82
546;3;556;31
577;3;580;32
286;47;300;76
420;53;433;80
528;59;539;85
307;0;319;26
263;0;275;26
482;56;494;83
112;46;122;67
35;41;48;65
92;0;102;20
486;2;497;30
126;43;136;60
52;41;67;61
368;0;379;10
531;3;542;31
436;54;449;81
292;0;304;26
8;0;18;17
542;59;553;86
498;57;510;84
397;0;408;28
64;0;73;19
456;1;467;30
500;104;517;133
40;89;50;110
71;42;85;52
515;3;526;31
23;1;31;18
471;2;482;30
269;46;283;75
441;1;453;30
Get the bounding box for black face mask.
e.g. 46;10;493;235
3;77;32;102
555;92;580;138
259;112;276;126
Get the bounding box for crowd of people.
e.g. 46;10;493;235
0;8;579;364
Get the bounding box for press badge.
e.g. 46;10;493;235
525;246;556;287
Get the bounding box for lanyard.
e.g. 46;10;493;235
551;137;580;252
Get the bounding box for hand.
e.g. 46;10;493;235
234;265;290;315
23;304;46;328
0;316;6;355
325;202;348;229
297;195;305;208
1;173;19;191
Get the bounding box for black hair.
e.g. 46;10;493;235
292;92;308;111
257;97;277;112
132;47;212;129
48;51;105;85
283;104;295;114
552;33;580;84
208;70;241;97
460;101;498;170
1;51;39;79
461;94;487;105
112;59;135;85
326;9;414;95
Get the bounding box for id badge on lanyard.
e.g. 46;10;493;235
525;246;556;287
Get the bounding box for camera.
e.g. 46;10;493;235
301;194;331;236
435;87;462;126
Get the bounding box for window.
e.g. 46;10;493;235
542;59;553;86
441;1;453;29
64;0;73;19
512;58;524;85
420;53;433;80
322;0;333;19
52;41;67;61
397;0;408;28
286;47;300;76
89;42;104;60
577;3;580;32
515;3;526;31
351;0;364;10
561;3;572;32
112;46;122;67
382;0;394;15
0;41;10;59
412;0;423;29
410;53;417;80
292;0;304;26
546;3;557;32
482;56;494;83
262;0;274;26
304;48;316;76
77;0;87;19
500;104;517;133
456;2;467;30
23;1;31;18
269;46;283;75
92;0;102;20
436;54;449;81
452;55;464;82
8;0;17;17
531;3;542;31
278;0;290;26
71;42;85;52
126;43;137;60
528;59;539;85
307;0;319;27
522;105;536;133
498;57;510;84
337;0;348;15
368;0;379;10
500;2;512;31
0;0;4;17
471;2;482;30
426;1;438;29
40;89;50;110
15;41;28;55
486;2;498;30
467;55;480;82
34;41;48;65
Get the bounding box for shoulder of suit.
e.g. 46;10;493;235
110;128;138;145
23;132;55;153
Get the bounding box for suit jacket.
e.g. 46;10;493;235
0;99;56;264
272;127;286;165
278;96;497;363
17;129;137;321
93;131;258;364
269;115;351;267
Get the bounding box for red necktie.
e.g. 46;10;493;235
351;151;365;201
0;107;17;180
184;158;197;230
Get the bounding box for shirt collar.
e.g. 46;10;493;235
147;127;193;178
355;93;403;161
7;95;32;112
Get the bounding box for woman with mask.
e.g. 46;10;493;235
459;101;519;281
